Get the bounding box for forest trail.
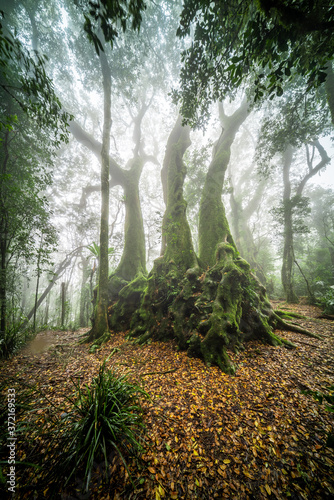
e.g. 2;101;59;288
2;303;334;499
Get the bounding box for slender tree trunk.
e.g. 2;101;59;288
79;254;90;327
87;44;112;342
33;236;43;332
199;100;249;267
44;292;50;325
281;147;299;303
61;282;66;327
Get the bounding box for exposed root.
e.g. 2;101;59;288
275;310;307;320
272;312;323;339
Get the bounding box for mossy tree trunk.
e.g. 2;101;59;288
70;97;156;337
198;100;249;267
160;115;197;271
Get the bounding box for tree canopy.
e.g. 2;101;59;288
175;0;334;126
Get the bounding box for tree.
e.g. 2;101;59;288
175;0;334;126
256;91;331;302
121;108;315;373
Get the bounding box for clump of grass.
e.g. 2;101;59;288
58;361;148;492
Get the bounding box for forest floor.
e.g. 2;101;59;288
1;301;334;499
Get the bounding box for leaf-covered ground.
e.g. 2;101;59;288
1;301;334;499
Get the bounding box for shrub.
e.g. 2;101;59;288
58;361;148;492
0;324;33;359
314;282;334;314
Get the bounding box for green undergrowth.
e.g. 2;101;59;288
13;362;148;497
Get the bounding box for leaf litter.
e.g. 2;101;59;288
0;302;333;499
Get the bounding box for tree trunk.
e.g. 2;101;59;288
79;254;90;327
229;179;267;285
199;100;249;267
87;44;112;342
61;282;66;327
281;147;299;303
113;160;147;280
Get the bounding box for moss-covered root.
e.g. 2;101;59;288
88;332;111;353
272;312;323;339
275;310;307;320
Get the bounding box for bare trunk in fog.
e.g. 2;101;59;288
281;147;299;303
229;175;267;285
88;45;112;342
281;141;330;303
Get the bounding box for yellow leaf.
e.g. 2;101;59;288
265;484;271;495
158;485;165;497
175;436;178;443
156;491;161;500
193;450;198;456
223;459;231;464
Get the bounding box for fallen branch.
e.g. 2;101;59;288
140;368;178;377
317;314;334;321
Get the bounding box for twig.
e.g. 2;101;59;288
140;368;178;377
